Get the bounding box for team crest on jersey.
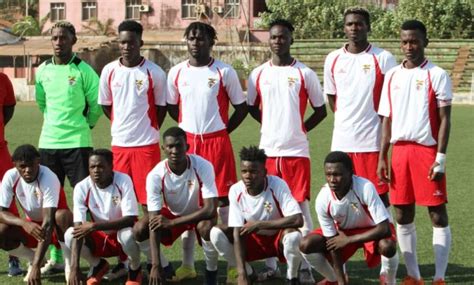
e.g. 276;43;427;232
136;79;144;91
362;64;371;73
207;78;218;88
288;77;298;86
112;195;121;205
187;180;195;190
263;201;273;213
416;79;424;90
34;189;42;200
350;202;359;212
68;76;77;86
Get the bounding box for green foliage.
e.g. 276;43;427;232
12;15;41;36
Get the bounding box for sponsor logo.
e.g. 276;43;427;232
113;82;122;88
433;190;444;197
208;78;218;88
337;68;346;74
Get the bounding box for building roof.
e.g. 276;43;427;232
0;35;115;56
0;29;21;45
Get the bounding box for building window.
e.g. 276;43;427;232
182;0;197;19
82;1;97;21
50;2;66;22
253;0;268;17
225;0;240;18
126;0;141;20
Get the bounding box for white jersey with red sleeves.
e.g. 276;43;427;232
0;165;60;222
378;59;453;146
146;154;218;216
316;175;390;238
228;175;302;236
324;44;397;152
247;60;325;157
73;171;139;226
99;57;167;147
167;58;245;135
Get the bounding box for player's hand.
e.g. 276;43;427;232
240;221;260;236
428;161;444;181
149;215;173;231
72;222;95;240
148;264;167;285
326;230;350;251
22;221;44;241
377;159;390;183
237;274;251;285
27;265;42;285
68;268;86;285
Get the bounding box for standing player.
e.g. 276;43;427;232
99;20;167;279
66;149;142;285
35;21;102;273
138;127;219;285
300;151;398;285
0;71;22;276
210;146;304;285
323;7;398;281
378;20;452;285
0;144;73;283
247;19;326;282
167;22;247;280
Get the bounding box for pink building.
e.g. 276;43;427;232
39;0;269;41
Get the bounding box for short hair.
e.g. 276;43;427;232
269;18;295;33
344;7;371;31
239;146;267;164
51;21;76;37
118;20;143;37
162;127;187;141
401;20;427;38
184;22;217;46
324;151;353;174
89;149;113;167
12;144;40;163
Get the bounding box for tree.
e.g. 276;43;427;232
12;13;49;36
82;18;116;36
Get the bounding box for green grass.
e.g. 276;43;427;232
3;103;474;284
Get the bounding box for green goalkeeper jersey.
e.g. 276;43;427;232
35;54;102;149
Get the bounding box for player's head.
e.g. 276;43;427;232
89;149;114;187
50;21;77;59
184;22;217;59
268;19;294;57
343;7;370;43
400;20;428;64
12;144;41;183
162;127;189;165
118;20;144;63
323;151;353;194
239;146;267;192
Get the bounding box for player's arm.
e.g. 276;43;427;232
327;94;336;112
227;102;248;134
377;116;391;183
69;221;86;285
248;105;261;123
429;105;451;181
239;213;303;236
156;105;167;129
148;210;166;285
166;104;179;122
35;77;46;113
328;244;347;285
101;105;112;120
0;208;45;241
83;66;102;128
3;105;14;125
233;226;251;284
73;215;136;239
304;104;327;132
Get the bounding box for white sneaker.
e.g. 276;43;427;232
257;266;281;282
299;268;315;284
23;264;32;282
40;259;64;274
103;262;128;280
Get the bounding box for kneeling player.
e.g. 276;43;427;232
210;146;304;285
0;144;73;283
134;127;219;285
65;149;141;285
300;151;398;285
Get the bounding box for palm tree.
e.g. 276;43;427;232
12;13;49;36
82;18;116;36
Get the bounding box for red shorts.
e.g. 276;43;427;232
347;152;389;195
88;231;126;258
112;144;161;205
266;157;311;202
0;143;13;179
390;142;447;206
159;207;198;247
186;130;237;197
310;224;396;268
245;231;285;262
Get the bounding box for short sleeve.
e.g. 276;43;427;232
304;69;325;108
35;65;46;112
40;169;60;209
432;70;453;106
73;183;89;223
323;53;337;96
0;73;15;106
152;66;167;106
378;69;395;117
380;52;397;74
119;174;139;217
0;170;16;209
146;167;164;212
227;185;245;227
98;64;112;105
166;66;180;105
315;187;337;237
360;182;390;225
246;67;261;106
195;157;218;199
223;67;245;105
273;178;302;217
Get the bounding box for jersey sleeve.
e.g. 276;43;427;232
223;67;245;105
146;166;163;212
40;169;60;209
0;73;16;106
166;66;180;105
323;53;337;96
81;63;102;127
227;185;245;227
35;65;46;113
304;68;325;107
380;52;397;74
73;182;89;223
0;170;16;210
360;181;390;225
196;157;218;199
274;178;302;217
119;174;139;217
315;187;338;237
432;69;453;107
378;68;395;117
98;64;112;105
152;66;167;106
246;67;261;106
